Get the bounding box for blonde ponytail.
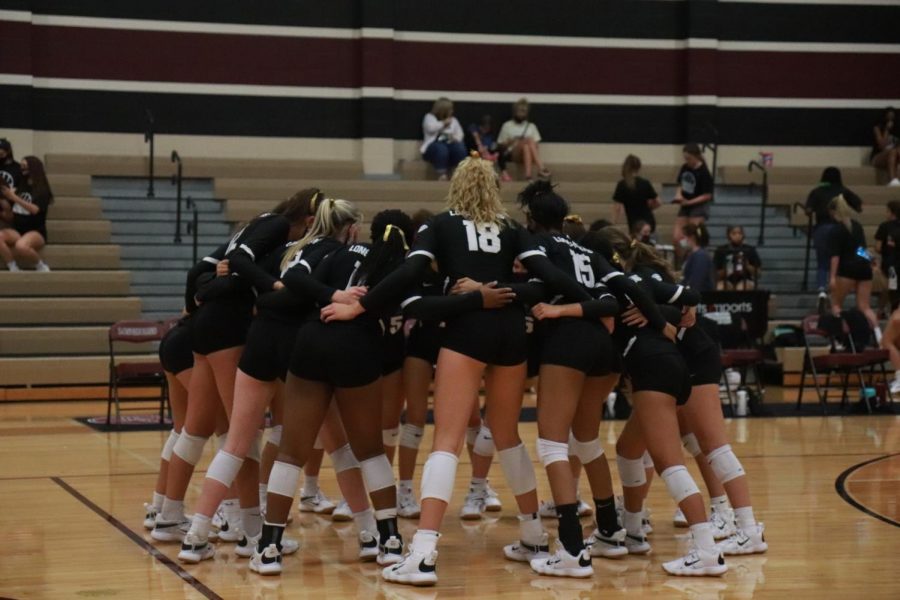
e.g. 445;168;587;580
280;198;362;271
446;156;507;226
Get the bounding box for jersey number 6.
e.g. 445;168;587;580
462;220;502;254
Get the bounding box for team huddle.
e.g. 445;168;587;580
144;156;767;587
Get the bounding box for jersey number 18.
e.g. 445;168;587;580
462;220;501;254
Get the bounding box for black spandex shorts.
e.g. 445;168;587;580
526;316;541;378
837;260;873;282
159;320;194;375
289;319;383;388
441;306;527;366
238;316;300;382
406;321;443;365
677;204;710;219
190;299;253;355
684;343;722;387
539;318;614;377
626;350;692;406
381;317;406;376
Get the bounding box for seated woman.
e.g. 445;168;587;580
497;98;549;182
0;155;52;271
680;223;714;293
871;107;900;186
420;97;467;181
714;225;761;290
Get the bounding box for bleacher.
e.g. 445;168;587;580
3;153;896;397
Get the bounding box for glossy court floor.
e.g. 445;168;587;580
1;400;898;599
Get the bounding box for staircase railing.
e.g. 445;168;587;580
792;202;814;292
748;160;768;245
144;109;155;198
171;150;183;243
186;196;198;264
700;123;719;201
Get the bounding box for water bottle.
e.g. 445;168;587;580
736;389;749;417
890;266;897;291
860;387;877;406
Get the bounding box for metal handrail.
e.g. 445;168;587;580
186;196;198;264
748;160;768;246
144;109;155;198
171;150;183;243
701;122;719;200
792;202;814;291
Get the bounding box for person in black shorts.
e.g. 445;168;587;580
0;155;52;272
827;195;880;335
874;200;900;311
591;227;728;577
612;154;660;234
672;143;713;261
321;156;597;586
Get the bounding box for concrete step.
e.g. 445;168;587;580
43;245;121;270
143;311;181;322
130;270;190;284
140;296;186;312
47;220;111;243
102;197;223;212
0;297;142;325
0;271;131;296
110;234;226;245
0;354;160;386
122;258;195;270
118;244;221;259
52;197;104;220
48;174;92;196
0;326;155;356
132;284;187;296
111;221;230;235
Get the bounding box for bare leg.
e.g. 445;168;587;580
398;357;431;482
13;231;45;266
381;369;404;462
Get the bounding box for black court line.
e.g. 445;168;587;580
51;476;223;600
834;453;900;529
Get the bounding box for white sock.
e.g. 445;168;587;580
222;498;240;524
241;507;263;538
36;260;48;269
690;522;716;552
574;477;581;500
411;530;440;554
470;477;487;493
518;512;543;545
734;506;756;530
258;483;268;508
875;326;884;345
301;475;319;497
624;510;643;536
189;514;212;540
353;508;377;534
152;492;165;511
160;498;185;522
710;495;730;512
398;479;413;493
6;261;19;272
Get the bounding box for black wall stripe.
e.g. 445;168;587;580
0;85;882;146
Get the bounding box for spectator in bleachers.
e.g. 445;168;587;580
874;200;900;311
497;98;549;182
467;115;500;163
420;97;466;181
714;225;761;290
630;219;654;245
562;214;586;240
672;143;713;259
827;194;880;337
0;154;52;272
612;154;659;233
806;167;863;295
680;222;714;292
871;107;900;187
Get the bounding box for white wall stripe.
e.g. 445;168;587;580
1;74;895;109
719;41;900;54
0;9;31;22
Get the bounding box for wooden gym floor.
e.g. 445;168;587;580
0;399;898;599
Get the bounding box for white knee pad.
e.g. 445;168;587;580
330;443;359;473
536;438;570;468
313;433;324;451
473;425;495;458
498;443;537;496
246;430;263;463
616;454;647;488
399;423;424;450
173;431;208;466
207;451;244;486
421;451;459;503
382;427;400;448
707;444;746;484
266;424;282;447
161;430;179;462
642;450;654;469
465;426;480;447
360;454;394;493
268;461;301;498
569;435;605;465
681;433;702;457
214;433;227;453
661;465;701;504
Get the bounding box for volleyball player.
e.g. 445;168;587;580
320;157;602;586
153;195;312;542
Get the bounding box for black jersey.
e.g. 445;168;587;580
11;178;50;237
225;213;291;294
184;243;228;313
0;160;23;194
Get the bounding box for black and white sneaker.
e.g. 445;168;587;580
142;503;158;530
177;532;215;563
662;546;727;577
717;523;768;556
530;542;593;578
381;547;438;586
585;528;628;558
236;532;299;558
151;517;190;542
358;530;379;561
249;543;283;576
624;532;651;555
377;535;404;566
503;533;550;562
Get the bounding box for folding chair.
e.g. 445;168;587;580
107;320;168;429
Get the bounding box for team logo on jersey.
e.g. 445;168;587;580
0;170;13;188
680;171;697;195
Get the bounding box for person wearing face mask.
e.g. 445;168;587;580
497;98;550;182
672;144;714;260
680;224;714;293
714;225;761;291
630;220;655;246
613;155;660;234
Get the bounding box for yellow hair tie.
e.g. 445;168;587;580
309;191;320;213
469;150;481;159
612;251;623;266
630;239;637;248
564;214;583;225
384;224;410;251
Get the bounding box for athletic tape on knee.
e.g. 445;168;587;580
266;425;283;447
421;451;459;503
498;443;537;496
681;433;702;457
642;450;654;469
246;430;263;463
313;433;324;451
661;465;701;504
268;461;302;498
569;436;605;465
465;426;480;447
360;454;395;493
707;444;746;484
382;427;400;448
399;423;424;450
473;425;495;458
536;438;570;468
207;451;244;486
173;431;208;466
330;443;359;473
161;430;179;462
214;433;227;453
616;454;647;488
